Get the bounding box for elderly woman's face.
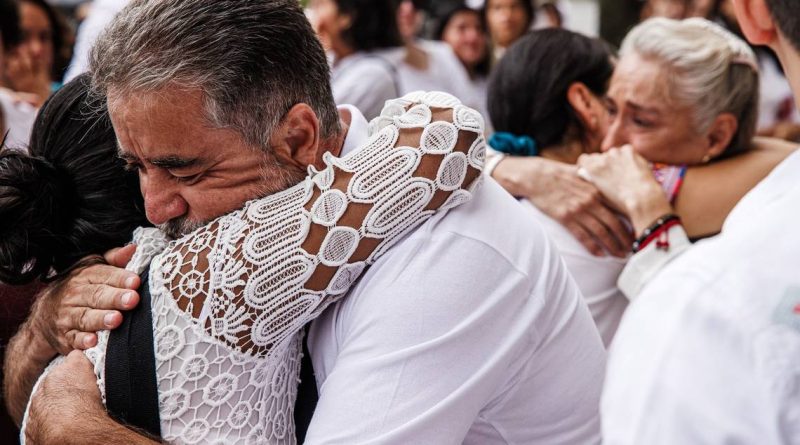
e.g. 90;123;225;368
601;53;710;164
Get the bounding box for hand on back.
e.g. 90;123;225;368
33;244;141;355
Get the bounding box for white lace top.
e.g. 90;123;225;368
21;92;486;444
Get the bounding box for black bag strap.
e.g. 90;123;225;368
105;266;162;438
294;325;319;443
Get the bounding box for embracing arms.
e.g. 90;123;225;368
3;246;139;425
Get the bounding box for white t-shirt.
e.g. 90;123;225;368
520;201;628;347
331;52;400;121
0;88;37;150
602;150;800;444
331;42;483;125
395;40;482;115
306;107;606;444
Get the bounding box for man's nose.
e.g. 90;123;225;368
601;119;627;152
141;176;188;225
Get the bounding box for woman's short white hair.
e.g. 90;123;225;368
621;17;759;156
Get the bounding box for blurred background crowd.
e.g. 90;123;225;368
2;0;799;151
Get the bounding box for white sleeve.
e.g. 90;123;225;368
306;232;605;444
603;268;800;444
332;60;397;120
617;224;691;300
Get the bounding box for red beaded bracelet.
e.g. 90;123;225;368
632;214;682;253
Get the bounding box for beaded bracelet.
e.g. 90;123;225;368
632;213;682;253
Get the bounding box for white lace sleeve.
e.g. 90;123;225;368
151;92;486;358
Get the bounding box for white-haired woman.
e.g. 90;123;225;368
486;18;795;345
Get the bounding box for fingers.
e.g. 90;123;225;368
66;330;98;350
72;306;125;334
72;263;140;290
104;244;137;268
586;204;633;257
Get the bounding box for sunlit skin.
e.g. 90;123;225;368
19;1;53;75
441;10;487;76
109;89;284;238
485;0;530;49
602;53;716;164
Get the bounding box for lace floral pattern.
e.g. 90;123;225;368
21;92;486;445
150;92;485;444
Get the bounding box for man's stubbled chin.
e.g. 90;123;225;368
158;217;208;240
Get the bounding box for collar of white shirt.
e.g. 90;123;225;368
338;104;369;157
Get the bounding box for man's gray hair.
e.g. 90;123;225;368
621;18;759;157
90;0;341;150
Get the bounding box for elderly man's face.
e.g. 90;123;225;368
109;88;280;238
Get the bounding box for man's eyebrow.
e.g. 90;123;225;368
117;148;137;162
149;156;201;169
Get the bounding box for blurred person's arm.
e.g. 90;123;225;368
491;155;633;257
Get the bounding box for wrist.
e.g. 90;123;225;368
627;196;673;237
23;320;58;363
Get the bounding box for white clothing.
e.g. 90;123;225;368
64;0;130;82
306;177;606;440
0;88;37;150
332;42;482;125
602;150;800;444
520;200;628;347
22;93;487;444
617;224;692;300
331;52;400;121
396;41;483;115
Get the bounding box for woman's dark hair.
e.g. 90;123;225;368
0;0;22;50
435;4;490;77
488;28;614;148
20;0;69;81
0;73;148;284
335;0;404;51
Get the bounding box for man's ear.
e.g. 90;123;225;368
703;112;738;161
270;103;321;169
733;0;778;46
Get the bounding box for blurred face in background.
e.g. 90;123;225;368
307;0;350;56
486;0;530;49
19;0;53;76
441;10;487;73
643;0;719;20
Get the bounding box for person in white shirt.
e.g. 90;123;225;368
7;1;606;443
486;24;792;346
306;98;605;444
435;3;491;128
600;0;800;442
307;0;403;120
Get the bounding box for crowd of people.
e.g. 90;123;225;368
0;0;799;444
